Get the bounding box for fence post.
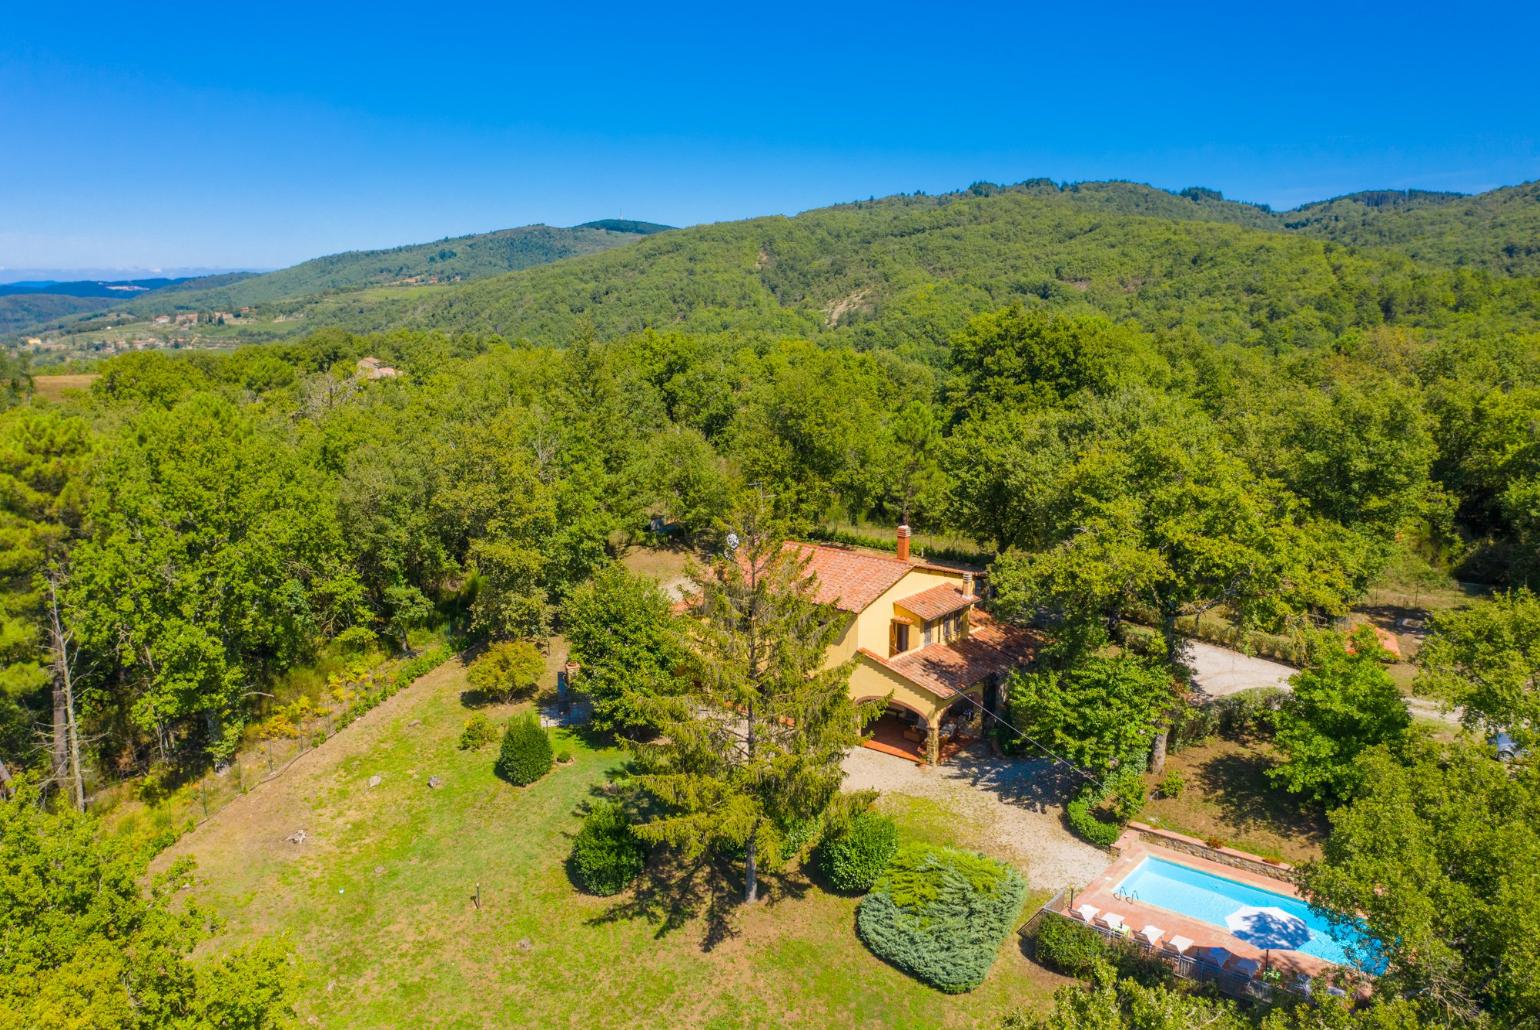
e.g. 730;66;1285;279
236;758;245;794
200;775;209;819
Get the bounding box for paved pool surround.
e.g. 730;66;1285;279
1068;832;1369;982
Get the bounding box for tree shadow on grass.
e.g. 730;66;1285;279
585;846;816;952
586;852;741;950
458;687;498;709
1193;750;1326;842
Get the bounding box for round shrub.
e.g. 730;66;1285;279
817;811;898;893
458;713;498;751
776;814;823;866
1065;785;1123;848
494;713;552;786
570;801;647;895
1158;769;1185;800
856;844;1027;993
1214;687;1286;740
1035;914;1108;976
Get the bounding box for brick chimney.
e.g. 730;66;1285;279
896;524;912;562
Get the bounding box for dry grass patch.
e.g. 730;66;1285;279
1141;739;1326;864
32;373;99;401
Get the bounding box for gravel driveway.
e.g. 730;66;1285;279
841;746;1109;892
1185;638;1461;725
1185;640;1295;699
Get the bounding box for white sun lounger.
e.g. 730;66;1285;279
1138;925;1164;946
1164;935;1193;955
1228;956;1261;976
1074;903;1099;922
1196;946;1234;969
1097;912;1125;932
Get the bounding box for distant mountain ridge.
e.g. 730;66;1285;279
0;276;206;335
10;178;1540;354
91;222;659;317
1281;181;1540;274
575;219;674;235
301;179;1539;357
0;277;197;299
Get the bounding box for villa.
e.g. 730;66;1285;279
789;526;1037;764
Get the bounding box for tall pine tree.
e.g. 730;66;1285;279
632;501;873;903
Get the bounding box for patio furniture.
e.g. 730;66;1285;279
1074;903;1099;923
1097;912;1125;932
1228;956;1261;977
1196;946;1233;969
1164;935;1193;955
1137;925;1164;947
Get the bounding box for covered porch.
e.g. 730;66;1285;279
862;699;979;765
851;611;1035;766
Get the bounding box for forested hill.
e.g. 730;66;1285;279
333;180;1540;356
1282;181;1540;275
0;276;208;334
113;223;654;313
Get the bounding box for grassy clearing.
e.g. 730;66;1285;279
31;373;100;401
1140;739;1327;864
619;543;696;584
157;656;1064;1027
822;519;990;561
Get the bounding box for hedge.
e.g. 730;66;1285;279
816;810;898;894
855;844;1027;993
1066;786;1124;847
1035;914;1109;976
1064;765;1146;848
495;713;552;786
570;801;647;895
806;525;993;568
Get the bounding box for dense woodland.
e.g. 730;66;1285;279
3;180;1540;1026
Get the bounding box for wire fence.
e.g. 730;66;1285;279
1020;893;1319;1004
122;645;457;838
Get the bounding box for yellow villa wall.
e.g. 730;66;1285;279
848;656;948;722
823;566;966;668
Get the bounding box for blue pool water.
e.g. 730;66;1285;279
1114;856;1382;971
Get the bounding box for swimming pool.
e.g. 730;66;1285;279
1113;856;1382;971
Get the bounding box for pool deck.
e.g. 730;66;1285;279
1068;833;1342;982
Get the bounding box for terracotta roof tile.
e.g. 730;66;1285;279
783;542;916;613
726;541;965;614
895;583;978;622
860;616;1038;698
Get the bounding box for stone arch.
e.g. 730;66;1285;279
857;695;943;765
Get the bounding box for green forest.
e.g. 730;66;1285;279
8;222;656;341
4;178;1540;1027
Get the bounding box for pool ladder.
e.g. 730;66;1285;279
1114;888;1140;903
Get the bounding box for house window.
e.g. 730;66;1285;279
924;621;934;647
890;621;910;656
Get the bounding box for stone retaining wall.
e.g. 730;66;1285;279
1126;822;1298;884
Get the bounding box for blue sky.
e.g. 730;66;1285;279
4;1;1537;273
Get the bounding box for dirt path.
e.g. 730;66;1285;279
841;747;1109;892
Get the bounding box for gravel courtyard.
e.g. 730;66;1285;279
841;746;1109;892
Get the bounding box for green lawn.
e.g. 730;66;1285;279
158;657;1065;1027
